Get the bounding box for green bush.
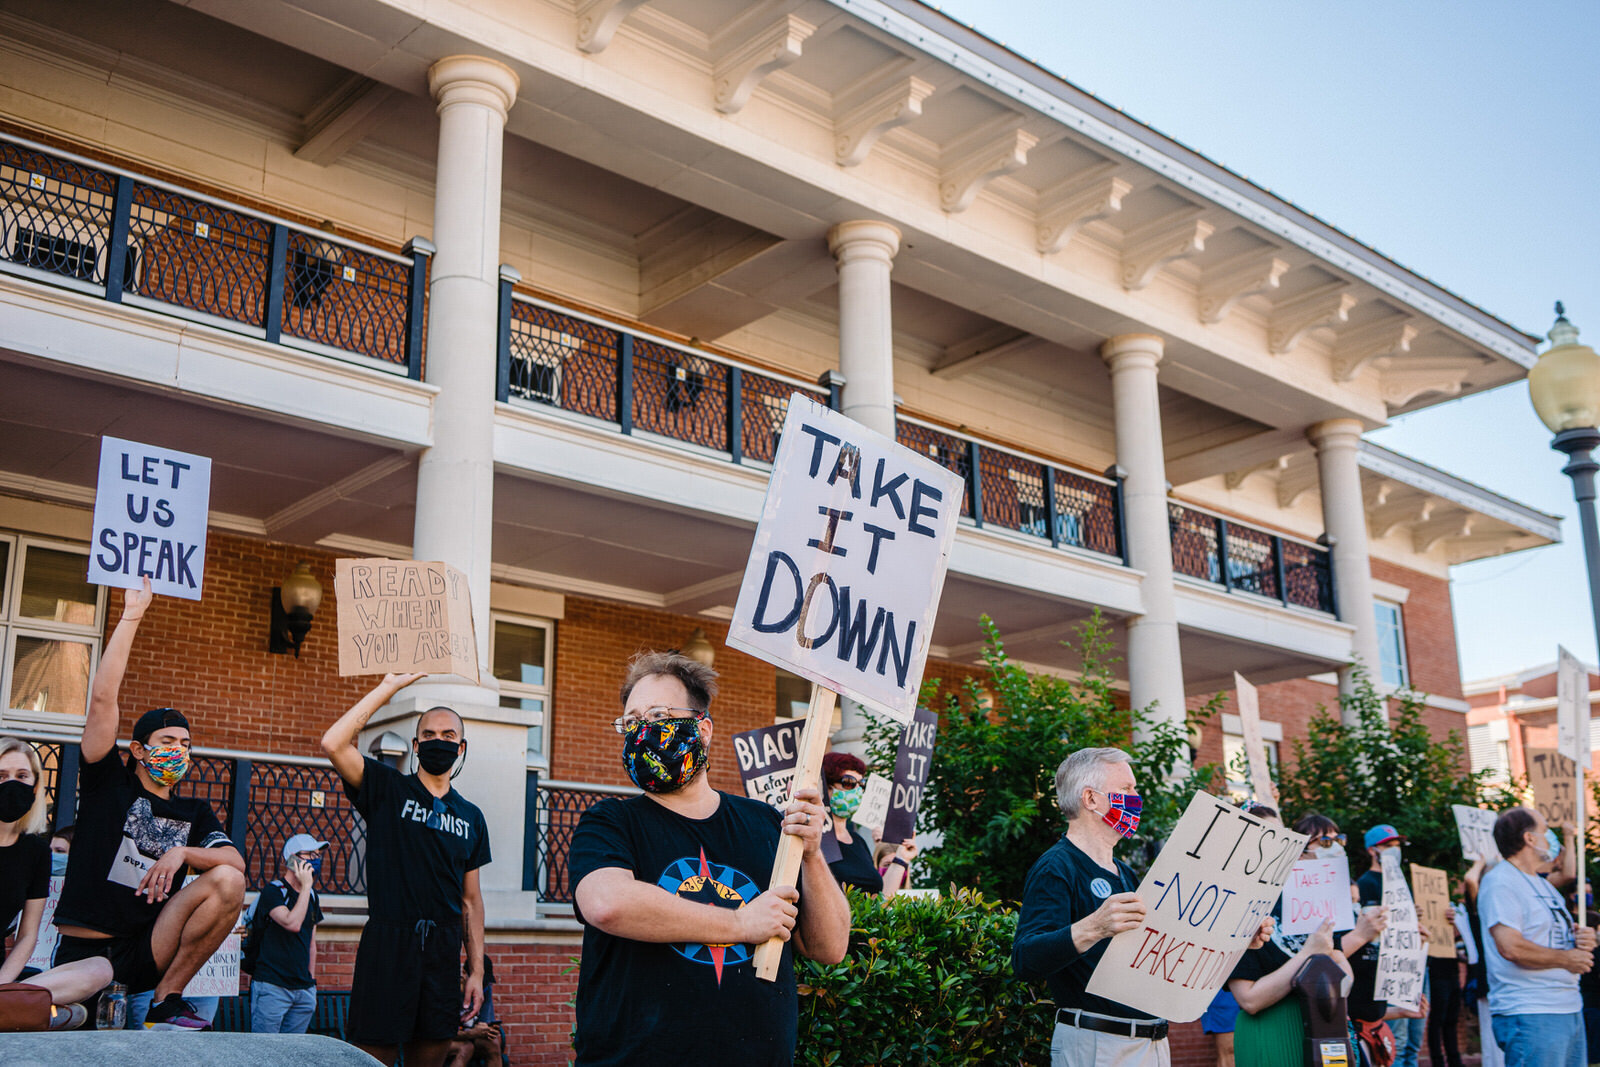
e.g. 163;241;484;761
796;887;1050;1067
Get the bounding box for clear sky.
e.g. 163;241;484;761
927;0;1600;681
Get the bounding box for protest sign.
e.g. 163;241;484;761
333;558;479;682
24;875;63;970
1376;850;1426;1011
88;436;212;600
1528;748;1578;829
855;773;892;836
1281;857;1356;936
184;932;242;998
882;706;938;843
726;395;964;725
1233;672;1276;807
1557;645;1591;766
733;721;806;810
1452;804;1497;862
1454;902;1479;965
1410;863;1455;960
1085;791;1307;1021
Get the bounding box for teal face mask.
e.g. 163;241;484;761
1544;828;1563;861
830;785;863;820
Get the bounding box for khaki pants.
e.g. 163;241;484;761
1052;1018;1172;1067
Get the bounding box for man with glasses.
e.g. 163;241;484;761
322;673;490;1067
568;650;851;1066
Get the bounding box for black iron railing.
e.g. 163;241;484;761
1168;502;1336;615
523;774;638;904
0;135;429;377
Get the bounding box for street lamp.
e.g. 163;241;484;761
1529;302;1600;650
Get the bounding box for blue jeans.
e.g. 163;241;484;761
1490;1011;1587;1067
250;981;317;1034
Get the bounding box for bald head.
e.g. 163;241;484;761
416;706;465;740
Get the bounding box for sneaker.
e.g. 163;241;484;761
143;993;210;1031
48;1003;88;1031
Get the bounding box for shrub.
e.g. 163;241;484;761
796;887;1050;1067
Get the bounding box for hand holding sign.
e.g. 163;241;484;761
334;559;479;682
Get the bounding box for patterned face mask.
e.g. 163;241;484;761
141;743;191;786
621;717;707;794
1100;791;1142;839
830;785;863;820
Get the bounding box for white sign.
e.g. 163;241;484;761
855;773;892;836
183;932;241;998
1452;804;1498;863
1085;791;1307;1022
1376;850;1426;1011
726;396;964;724
88;436;211;600
1233;673;1276;807
25;875;64;970
1558;646;1591;766
1280;858;1356;936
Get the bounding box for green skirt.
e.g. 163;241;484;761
1234;996;1305;1067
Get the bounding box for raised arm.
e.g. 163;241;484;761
85;577;154;763
321;673;423;788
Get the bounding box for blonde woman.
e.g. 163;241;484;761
0;736;112;1028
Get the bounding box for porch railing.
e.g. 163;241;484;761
523;773;639;904
1168;501;1336;615
0;134;430;378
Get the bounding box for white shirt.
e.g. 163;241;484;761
1478;860;1581;1016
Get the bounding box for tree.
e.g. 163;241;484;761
868;612;1214;903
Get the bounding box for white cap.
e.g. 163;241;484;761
282;833;328;861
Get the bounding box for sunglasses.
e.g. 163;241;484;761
833;775;864;790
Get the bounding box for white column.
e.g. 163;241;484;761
1101;334;1188;735
366;56;530;908
826;220;900;754
1309;418;1384;720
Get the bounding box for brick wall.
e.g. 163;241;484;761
1372;558;1463;702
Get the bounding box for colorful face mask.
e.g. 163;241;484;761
622;717;707;794
1100;791;1142;839
830;785;863;820
0;779;34;823
140;744;190;786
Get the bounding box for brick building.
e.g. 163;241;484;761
0;0;1562;1062
1465;661;1600;783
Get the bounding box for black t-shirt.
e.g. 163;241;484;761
1347;868;1387;1022
568;791;799;1067
345;757;490;922
253;880;324;990
55;745;232;937
0;833;50;933
828;825;883;895
1230;897;1352;984
1012;835;1157;1020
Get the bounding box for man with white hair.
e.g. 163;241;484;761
1012;747;1166;1065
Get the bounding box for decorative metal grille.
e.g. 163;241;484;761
631;339;729;450
0;142;115;283
281;232;410;366
1169;504;1222;583
506;301;619;418
129;182;271;327
1226;523;1280;599
977;448;1048;536
1282;539;1335;613
529;781;619;904
242;761;366;895
896;422;973;517
1054;469;1121;557
183;754;236;825
740;374;825;463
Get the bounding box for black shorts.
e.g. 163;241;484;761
55;929;162;995
348;918;463;1045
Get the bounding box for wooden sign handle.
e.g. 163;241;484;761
1579;761;1587;927
753;684;837;982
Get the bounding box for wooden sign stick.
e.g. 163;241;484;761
753;683;838;982
1579;761;1588;927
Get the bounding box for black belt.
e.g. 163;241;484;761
1056;1008;1168;1041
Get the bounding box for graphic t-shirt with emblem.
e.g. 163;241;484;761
568;791;797;1066
55;745;231;937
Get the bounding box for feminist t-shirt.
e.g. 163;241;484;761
568;791;798;1066
55;746;232;937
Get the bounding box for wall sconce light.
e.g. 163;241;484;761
682;627;716;667
368;730;409;771
268;560;324;657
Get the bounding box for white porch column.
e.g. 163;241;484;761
827;220;900;754
365;56;530;907
1101;334;1187;735
1309;418;1384;719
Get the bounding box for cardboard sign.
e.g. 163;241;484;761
184;932;242;998
1410;864;1455;960
855;773;892;836
1376;850;1426;1011
1528;748;1578;829
882;706;938;843
726;396;964;725
24;875;63;970
1281;857;1356;936
1233;673;1276;807
88;436;212;600
1557;645;1591;766
1085;791;1308;1022
1452;804;1498;863
333;559;479;682
733;721;806;809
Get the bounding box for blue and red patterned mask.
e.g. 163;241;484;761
1100;791;1142;839
622;717;707;794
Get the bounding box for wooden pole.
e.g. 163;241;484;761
753;683;837;982
1579;761;1587;927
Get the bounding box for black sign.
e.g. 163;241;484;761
882;706;937;843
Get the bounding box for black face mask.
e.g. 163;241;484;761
0;779;35;823
416;739;463;777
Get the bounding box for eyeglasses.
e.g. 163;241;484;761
1312;833;1347;848
612;706;707;735
833;775;864;790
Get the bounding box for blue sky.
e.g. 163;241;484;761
927;0;1600;680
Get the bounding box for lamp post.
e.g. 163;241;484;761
1529;303;1600;653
